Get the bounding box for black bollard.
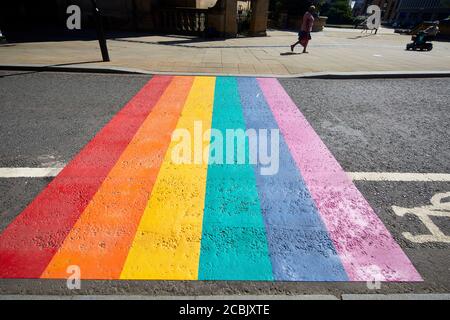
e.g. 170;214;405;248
90;0;110;62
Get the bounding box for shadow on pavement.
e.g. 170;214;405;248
0;60;104;78
2;27;222;44
347;34;377;40
111;37;292;49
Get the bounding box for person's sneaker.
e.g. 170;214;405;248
290;44;294;52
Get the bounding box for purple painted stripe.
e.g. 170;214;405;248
257;78;422;282
238;77;348;281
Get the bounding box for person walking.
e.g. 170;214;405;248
291;5;315;53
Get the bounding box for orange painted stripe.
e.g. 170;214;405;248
41;76;195;279
0;76;172;279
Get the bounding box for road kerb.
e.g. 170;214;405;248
1;64;450;79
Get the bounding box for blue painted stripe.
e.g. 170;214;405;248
237;77;348;281
198;77;273;280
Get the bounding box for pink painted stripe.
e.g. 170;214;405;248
257;78;422;281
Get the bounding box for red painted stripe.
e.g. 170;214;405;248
0;76;173;278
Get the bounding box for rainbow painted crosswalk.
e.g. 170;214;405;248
0;76;422;281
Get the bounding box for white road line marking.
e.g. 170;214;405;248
0;168;450;182
0;167;64;178
348;172;450;182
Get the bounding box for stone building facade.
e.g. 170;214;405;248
394;0;450;26
359;0;449;26
1;0;270;37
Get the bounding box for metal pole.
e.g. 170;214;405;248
90;0;110;62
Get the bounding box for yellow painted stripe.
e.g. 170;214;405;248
120;77;216;280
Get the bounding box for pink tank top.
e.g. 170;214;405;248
301;12;314;32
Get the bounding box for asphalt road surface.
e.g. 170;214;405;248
0;71;449;297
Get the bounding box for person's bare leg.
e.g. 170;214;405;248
291;41;300;52
302;42;308;53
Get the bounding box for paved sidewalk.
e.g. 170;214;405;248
1;27;450;76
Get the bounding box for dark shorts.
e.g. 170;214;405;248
298;31;312;41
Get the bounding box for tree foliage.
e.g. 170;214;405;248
270;0;324;16
320;0;354;24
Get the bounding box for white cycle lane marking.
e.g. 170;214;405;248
392;192;450;244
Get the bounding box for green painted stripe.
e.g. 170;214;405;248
198;77;273;280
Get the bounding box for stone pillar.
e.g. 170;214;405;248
249;0;269;36
134;0;154;30
207;0;237;37
223;0;238;36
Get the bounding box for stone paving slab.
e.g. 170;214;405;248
1;28;449;76
0;294;339;300
3;294;450;300
341;294;450;300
